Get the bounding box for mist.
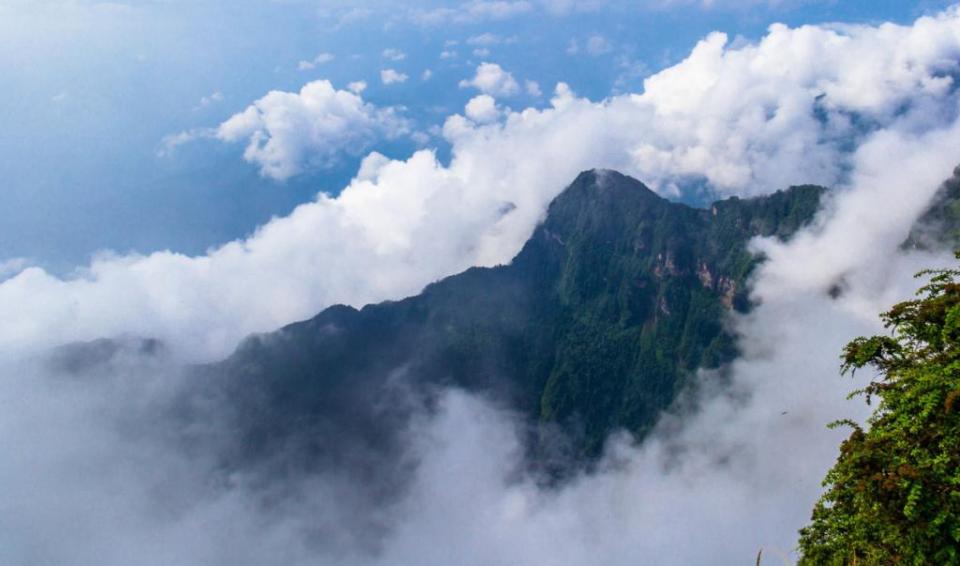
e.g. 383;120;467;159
4;7;960;565
3;126;958;566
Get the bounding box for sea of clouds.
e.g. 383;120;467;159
3;6;960;565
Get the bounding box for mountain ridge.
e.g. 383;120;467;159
187;169;826;477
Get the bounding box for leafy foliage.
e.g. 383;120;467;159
798;256;960;565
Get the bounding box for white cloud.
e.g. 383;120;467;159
467;32;502;45
297;52;335;71
197;90;223;108
411;1;534;25
538;0;610;14
410;130;431;145
421;69;433;81
472;47;490;57
525;79;542;97
357;229;948;564
465;0;533;18
464;94;500;123
466;32;517;46
156;127;214;158
440;50;458;59
320;5;374;28
652;0;817;9
214;80;409;180
567;34;613;56
380;68;409;85
7;8;960;373
458;62;521;96
382;48;406;61
585;34;612;55
0;258;30;282
347;80;367;94
7;9;960;564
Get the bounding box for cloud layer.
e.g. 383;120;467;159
4;6;960;566
6;9;960;363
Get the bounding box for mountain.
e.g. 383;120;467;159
904;166;960;250
185;170;825;477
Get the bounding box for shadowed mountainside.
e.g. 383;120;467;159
905;166;960;250
187;170;825;477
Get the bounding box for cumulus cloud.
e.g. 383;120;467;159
459;62;521;96
380;68;409;85
5;7;960;370
214;80;409;180
6;7;960;565
464;94;500;123
0;258;30;282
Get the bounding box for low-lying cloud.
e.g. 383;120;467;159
3;8;960;564
0;242;950;565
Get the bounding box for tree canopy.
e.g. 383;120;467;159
798;256;960;564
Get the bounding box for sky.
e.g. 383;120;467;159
4;1;960;564
0;0;955;272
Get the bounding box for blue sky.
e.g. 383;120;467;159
1;0;954;271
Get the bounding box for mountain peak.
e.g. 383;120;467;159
530;171;672;256
561;169;663;205
192;169;827;476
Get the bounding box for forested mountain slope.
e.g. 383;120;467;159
191;170;825;473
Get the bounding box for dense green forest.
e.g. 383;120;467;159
193;170;825;473
798;257;960;564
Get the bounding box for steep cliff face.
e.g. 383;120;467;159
192;170;825;471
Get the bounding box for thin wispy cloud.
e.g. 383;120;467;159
410;1;534;25
381;68;409;84
297;52;335;70
382;48;407;61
